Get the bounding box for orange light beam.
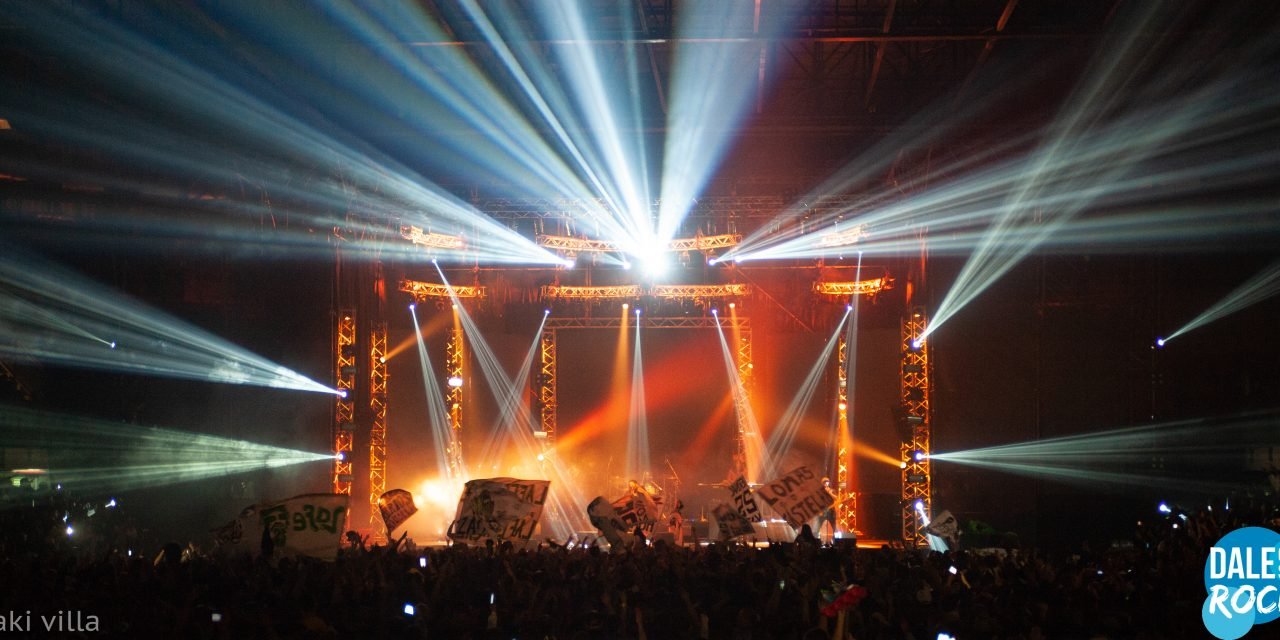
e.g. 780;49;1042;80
385;311;450;361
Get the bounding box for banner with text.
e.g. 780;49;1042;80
712;502;756;540
753;465;834;530
728;475;764;522
448;478;550;543
378;489;418;534
214;494;349;560
259;494;349;560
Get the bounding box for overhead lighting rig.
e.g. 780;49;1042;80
399;279;486;300
813;277;892;297
400;225;465;250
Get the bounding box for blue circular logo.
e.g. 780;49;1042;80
1203;527;1280;639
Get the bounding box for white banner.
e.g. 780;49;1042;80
448;478;550;543
587;496;633;548
753;465;834;530
924;509;959;546
259;494;349;559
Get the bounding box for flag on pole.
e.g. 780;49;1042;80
378;489;418;534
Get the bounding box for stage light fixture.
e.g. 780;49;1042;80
336;389;348;399
109;341;117;349
408;303;416;311
913;450;927;462
1156;338;1166;347
729;302;736;309
711;308;718;316
447;376;464;388
1158;502;1171;514
66;525;73;536
622;303;629;310
335;452;345;462
536;453;545;462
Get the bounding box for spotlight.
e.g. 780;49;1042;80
335;452;346;462
403;604;416;616
105;498;117;508
913;450;927;462
910;339;923;350
109;341;117;349
536;453;545;462
711;308;718;316
447;376;464;388
409;303;416;311
729;302;736;309
707;258;717;266
337;389;348;399
379;356;386;364
431;259;438;265
914;500;925;511
451;304;458;310
1158;502;1171;514
563;259;576;270
544;309;551;315
1156;337;1166;348
621;261;632;270
899;461;907;469
838;402;847;411
65;525;73;536
622;303;629;310
846;304;853;311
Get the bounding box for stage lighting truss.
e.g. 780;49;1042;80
536;233;741;255
400;225;464;250
835;331;858;536
537;330;557;445
369;323;389;539
900;307;932;548
446;327;465;478
541;285;642;299
540;283;750;300
817;224;868;248
333;310;356;496
814;277;892;297
399;279;486;300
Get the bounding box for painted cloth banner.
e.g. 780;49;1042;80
753;465;834;530
728;475;764;522
259;494;349;559
213;494;348;559
712;502;756;540
923;509;959;546
611;490;659;533
587;496;633;547
448;478;550;543
211;504;259;555
378;489;418;534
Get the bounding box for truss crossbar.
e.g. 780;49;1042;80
400;225;464;249
545;316;749;330
400;279;486;299
814;278;890;296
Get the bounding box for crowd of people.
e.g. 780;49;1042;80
0;489;1270;639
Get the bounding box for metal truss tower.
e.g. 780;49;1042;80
900;307;933;547
537;330;557;444
446;326;466;478
835;332;857;535
733;325;754;480
368;322;388;538
333;310;356;495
